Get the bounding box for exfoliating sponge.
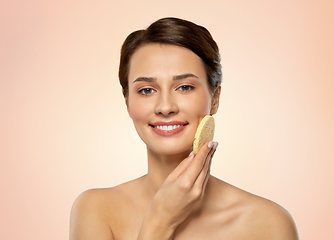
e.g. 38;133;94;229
193;115;215;154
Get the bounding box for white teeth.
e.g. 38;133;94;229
156;125;182;130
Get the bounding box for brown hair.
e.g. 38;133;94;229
118;17;222;97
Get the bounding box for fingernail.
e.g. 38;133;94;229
208;141;213;149
188;151;194;157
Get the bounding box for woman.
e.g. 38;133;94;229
70;17;298;240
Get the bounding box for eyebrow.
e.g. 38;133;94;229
132;73;198;84
173;73;198;80
132;77;156;84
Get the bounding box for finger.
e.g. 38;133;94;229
193;142;217;190
178;141;214;185
199;158;212;197
200;143;217;192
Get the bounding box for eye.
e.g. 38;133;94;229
138;88;156;95
177;85;195;92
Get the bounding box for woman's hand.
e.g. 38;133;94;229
138;141;218;240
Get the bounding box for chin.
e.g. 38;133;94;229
149;143;193;157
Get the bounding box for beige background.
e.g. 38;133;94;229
1;0;333;239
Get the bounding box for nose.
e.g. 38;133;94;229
154;91;178;117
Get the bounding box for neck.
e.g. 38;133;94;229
144;147;191;195
141;147;216;215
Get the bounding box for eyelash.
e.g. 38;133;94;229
137;85;195;95
138;88;156;95
177;85;195;92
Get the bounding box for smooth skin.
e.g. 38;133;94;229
70;44;298;240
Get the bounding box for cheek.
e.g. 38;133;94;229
198;95;212;112
127;97;152;123
180;92;212;114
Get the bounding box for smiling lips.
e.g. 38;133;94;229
150;121;188;136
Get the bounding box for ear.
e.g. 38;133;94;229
210;84;221;115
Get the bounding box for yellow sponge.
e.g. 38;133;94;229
193;115;215;154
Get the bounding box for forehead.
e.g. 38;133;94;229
128;43;207;81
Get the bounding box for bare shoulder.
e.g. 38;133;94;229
70;188;115;240
228;183;299;240
208;177;298;240
244;194;299;240
70;177;145;240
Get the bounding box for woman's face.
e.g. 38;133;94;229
126;43;219;155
